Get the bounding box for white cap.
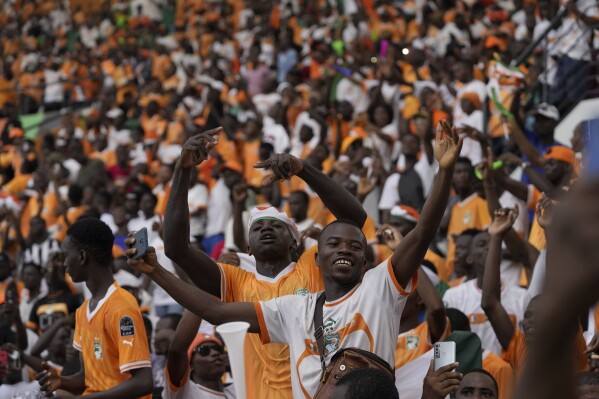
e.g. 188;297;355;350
114;270;141;289
535;103;560;121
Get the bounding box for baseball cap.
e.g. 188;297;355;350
389;205;420;224
535;103;560;121
248;207;301;243
188;333;223;359
545;146;575;166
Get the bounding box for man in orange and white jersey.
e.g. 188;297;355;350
36;218;153;398
163;128;368;399
130;120;464;398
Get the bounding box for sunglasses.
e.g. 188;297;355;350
196;344;224;357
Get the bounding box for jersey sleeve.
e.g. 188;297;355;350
162;366;191;399
254;295;298;345
362;258;418;315
108;303;152;374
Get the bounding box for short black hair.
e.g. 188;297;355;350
577;371;599;387
337;368;398;399
67;217;114;266
456;157;473;168
318;219;365;247
459;229;482;238
68;184;84;205
290;190;310;205
446;308;471;332
463;369;499;395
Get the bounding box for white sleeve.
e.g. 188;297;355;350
526;250;546;302
255;295;299;345
378;174;400;210
361;259;418;315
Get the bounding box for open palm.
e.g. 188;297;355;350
434;120;463;170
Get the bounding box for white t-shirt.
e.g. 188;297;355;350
127;212;161;245
252;93;281;116
43;69;66;103
256;259;417;398
453;80;487;127
395;349;434;399
151;237;179;307
163;371;236;399
205;179;232;237
0;381;42;398
553;8;599;61
189;183;208;238
262;117;290;154
443;279;526;354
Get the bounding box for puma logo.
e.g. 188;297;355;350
122;338;134;347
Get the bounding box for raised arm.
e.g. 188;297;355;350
506;118;546;167
166;310;203;387
391;121;463;287
231;182;249;252
163;128;223;297
127;243;259;332
481;208;519;351
254;153;368;228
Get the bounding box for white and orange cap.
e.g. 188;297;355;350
248;206;301;243
390;205;420;224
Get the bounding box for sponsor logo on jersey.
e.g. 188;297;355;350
120;316;135;337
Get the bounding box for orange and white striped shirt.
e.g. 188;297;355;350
73;283;151;398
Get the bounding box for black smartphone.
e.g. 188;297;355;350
132;228;148;260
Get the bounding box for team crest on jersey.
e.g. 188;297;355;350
324;332;340;355
94;337;103;360
294;288;310;296
120;316;135;337
406;335;420;350
463;212;472;225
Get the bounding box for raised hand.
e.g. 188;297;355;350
488;207;519;236
498;152;523;166
378;224;404;251
254;153;304;186
177;127;222;168
232;182;248;204
536;195;555;230
457;126;486;143
36;361;62;394
421;361;462;399
434;120;464;170
125;233;161;275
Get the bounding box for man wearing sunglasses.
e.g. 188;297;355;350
163;310;234;399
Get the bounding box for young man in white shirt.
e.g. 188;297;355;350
127;121;464;398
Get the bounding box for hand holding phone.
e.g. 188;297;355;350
434;342;456;371
131;228;148;260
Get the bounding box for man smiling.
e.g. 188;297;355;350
129;121;463;398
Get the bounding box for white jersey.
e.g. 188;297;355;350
163;368;236;399
443;279;526;354
256;259;417;398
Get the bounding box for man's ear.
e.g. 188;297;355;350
80;249;87;266
315;250;322;269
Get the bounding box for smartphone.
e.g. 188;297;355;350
132;228;148;260
583;119;599;179
434;342;456;371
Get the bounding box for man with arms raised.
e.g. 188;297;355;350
129;121;463;398
163;127;368;399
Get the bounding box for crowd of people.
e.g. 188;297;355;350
0;0;598;398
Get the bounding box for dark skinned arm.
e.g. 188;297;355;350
68;368;153;399
523;166;567;200
163;129;223;297
494;170;528;202
128;246;260;332
231;183;248;252
391;121;462;287
31;317;72;357
506;118;546;167
417;268;447;344
255;154;368;228
481;232;515;351
166;311;203;388
37;355;86;395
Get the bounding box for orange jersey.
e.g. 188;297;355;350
73;283;151;398
446;194;491;275
218;246;323;399
483;350;515;399
395;320;450;369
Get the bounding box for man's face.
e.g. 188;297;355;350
248;219;294;261
316;223;367;285
191;342;226;380
140;194;156;216
453;162;473;191
471;232;490;278
63;237;85;283
543;159;569;185
288;193;308;222
22;266;42;291
401;135;420;157
50;326;71;357
454;234;474;277
456;372;498;399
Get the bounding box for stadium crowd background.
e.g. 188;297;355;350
0;0;599;398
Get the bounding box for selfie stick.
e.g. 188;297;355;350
216;322;250;399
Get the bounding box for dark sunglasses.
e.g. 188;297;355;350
196;345;224;357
